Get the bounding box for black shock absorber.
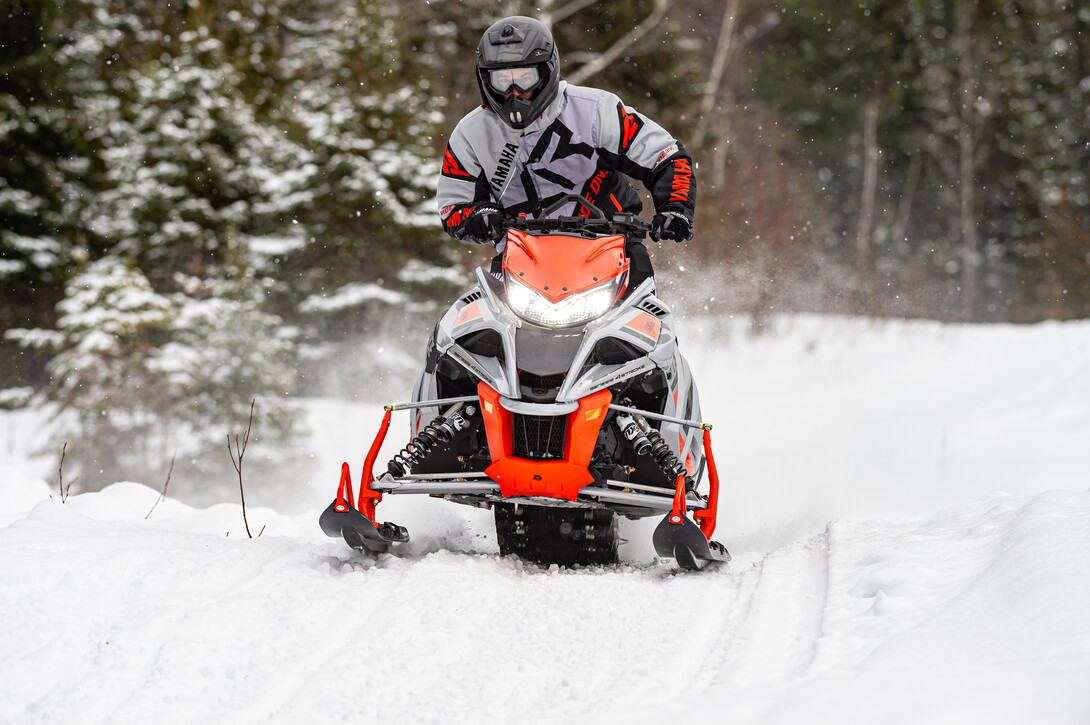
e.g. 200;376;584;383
387;403;469;478
631;413;695;492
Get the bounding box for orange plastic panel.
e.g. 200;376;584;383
503;230;629;303
478;382;612;501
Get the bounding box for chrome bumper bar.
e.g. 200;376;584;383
371;474;704;513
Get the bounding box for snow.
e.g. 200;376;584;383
2;314;1090;724
298;282;407;313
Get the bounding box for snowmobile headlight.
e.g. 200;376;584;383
505;274;619;328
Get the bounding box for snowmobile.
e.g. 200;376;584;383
320;195;729;570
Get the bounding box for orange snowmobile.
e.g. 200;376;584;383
320;197;729;569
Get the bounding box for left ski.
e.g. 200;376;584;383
319;500;408;554
652;512;730;570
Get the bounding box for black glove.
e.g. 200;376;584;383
650;210;693;243
459;203;505;245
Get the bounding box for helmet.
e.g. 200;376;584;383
476;16;560;130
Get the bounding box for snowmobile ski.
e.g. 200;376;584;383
319;499;408;554
652;512;731;570
319;454;409;554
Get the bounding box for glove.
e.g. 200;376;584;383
459;203;505;245
650;210;693;243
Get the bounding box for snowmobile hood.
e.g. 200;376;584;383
502;229;629;304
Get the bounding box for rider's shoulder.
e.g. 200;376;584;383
562;83;617;106
560;84;626;126
454;104;493;129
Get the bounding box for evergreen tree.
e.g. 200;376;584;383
0;0;93;386
751;0;1090;320
267;0;452;342
9;257;295;491
7;0;303;492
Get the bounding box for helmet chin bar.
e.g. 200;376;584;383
500;94;536;129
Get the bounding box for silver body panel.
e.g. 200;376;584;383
410;263;705;489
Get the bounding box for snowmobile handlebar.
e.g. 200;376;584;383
503;194;651;239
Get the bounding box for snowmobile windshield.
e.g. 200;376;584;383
514;325;586;375
501;230;629;329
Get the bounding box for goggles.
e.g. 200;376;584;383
488;66;541;94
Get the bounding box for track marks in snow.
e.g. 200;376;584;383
260;553;742;725
811;491;1090;678
695;533;831;691
5;489;1090;725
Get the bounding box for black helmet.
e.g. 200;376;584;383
476;16;560;130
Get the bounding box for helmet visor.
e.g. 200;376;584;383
488;66;541;94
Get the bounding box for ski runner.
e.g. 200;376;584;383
437;15;698;291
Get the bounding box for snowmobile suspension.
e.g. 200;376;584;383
387;402;470;478
646;426;691;488
331;405;393;525
615;413;652;455
618;412;694;490
654;424;727;568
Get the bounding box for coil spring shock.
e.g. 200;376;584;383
387;404;468;478
628;413;695;492
646;429;691;487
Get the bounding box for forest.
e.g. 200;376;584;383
1;0;1087;488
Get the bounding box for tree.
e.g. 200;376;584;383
9;257;296;492
0;0;94;387
267;0;453;338
750;0;1090;320
1000;1;1090;319
5;0;304;491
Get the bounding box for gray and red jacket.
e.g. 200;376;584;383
438;81;696;240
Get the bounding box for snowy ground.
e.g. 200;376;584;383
2;314;1089;724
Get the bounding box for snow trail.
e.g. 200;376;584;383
704;534;831;689
5;486;1089;725
3;316;1090;723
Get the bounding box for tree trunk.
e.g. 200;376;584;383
694;0;741;150
565;0;670;85
891;154;920;247
854;94;880;269
955;2;980;320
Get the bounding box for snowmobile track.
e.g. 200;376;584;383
669;531;832;699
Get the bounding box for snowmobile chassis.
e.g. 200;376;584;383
319;389;730;570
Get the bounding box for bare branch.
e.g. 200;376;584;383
145;454;176;520
227;400;257;538
541;0;600;26
694;0;742;148
56;442;75;504
565;0;671;86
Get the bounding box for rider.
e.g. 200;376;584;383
437;15;697;291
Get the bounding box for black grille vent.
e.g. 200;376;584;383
593;336;642;365
461;290;483;304
458;329;504;359
638;299;667;317
519;371;566;390
512;413;567;460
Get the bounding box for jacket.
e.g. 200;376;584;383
437;81;696;240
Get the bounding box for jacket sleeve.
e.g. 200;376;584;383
595;91;696;221
437;121;496;241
